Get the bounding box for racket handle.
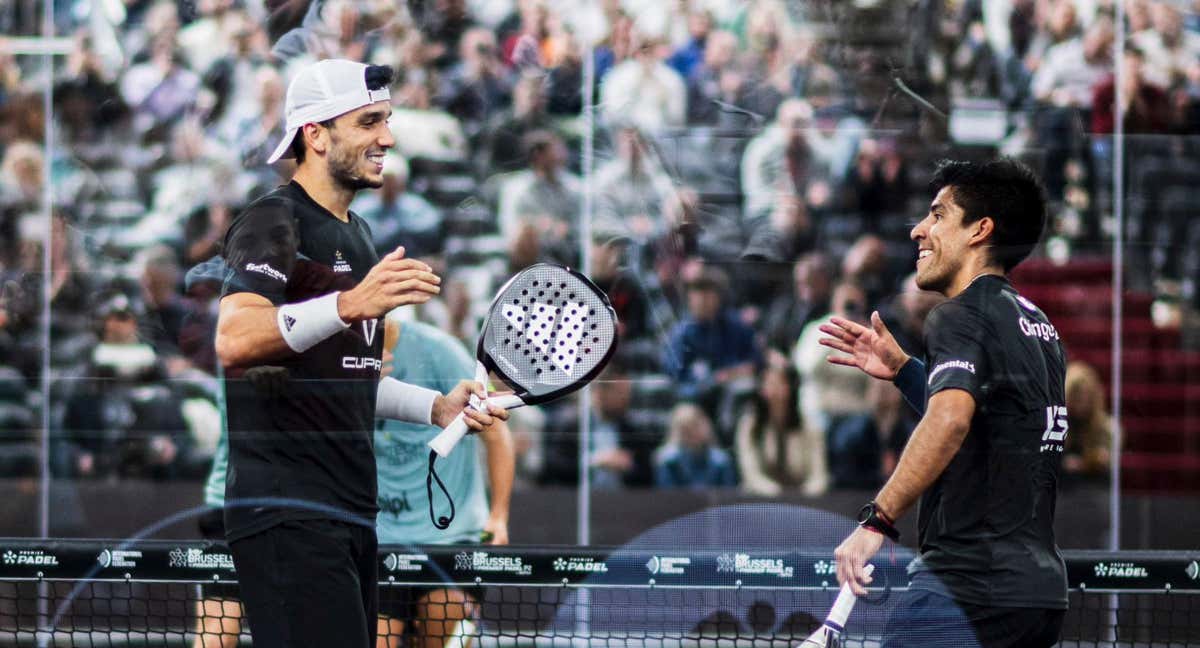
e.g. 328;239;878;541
429;414;471;457
428;394;527;457
827;564;873;627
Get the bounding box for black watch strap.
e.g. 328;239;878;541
858;501;900;542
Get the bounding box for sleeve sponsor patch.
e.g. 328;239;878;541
928;359;976;385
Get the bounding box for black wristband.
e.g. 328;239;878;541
893;357;927;416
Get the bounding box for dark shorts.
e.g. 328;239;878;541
230;518;378;648
196;506;239;600
882;589;1065;648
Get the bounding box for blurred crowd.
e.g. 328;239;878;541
2;0;1185;494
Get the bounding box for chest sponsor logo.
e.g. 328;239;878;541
378;492;412;516
716;553;793;578
646;555;690;575
1019;316;1059;342
928;359;975;385
97;549;142;569
362;319;378;346
454;551;532;576
168;547;235;571
245;262;287;283
2;549;59;566
1093;561;1148;579
1040;405;1069;453
383;552;428;573
553;557;609;573
333;250;352;273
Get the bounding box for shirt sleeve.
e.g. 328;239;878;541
923;301;989;401
219;199;299;305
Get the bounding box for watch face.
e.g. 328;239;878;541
857;504;873;524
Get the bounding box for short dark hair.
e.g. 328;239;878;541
929;158;1047;272
289;64;395;164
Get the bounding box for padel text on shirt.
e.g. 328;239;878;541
219;181;382;543
911;274;1069;610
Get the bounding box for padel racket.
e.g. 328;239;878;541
797;564;874;648
426;263;619;528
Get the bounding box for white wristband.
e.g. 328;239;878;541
376;376;440;425
276;292;350;353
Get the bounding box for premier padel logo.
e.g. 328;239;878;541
716;553;793;579
1094;561;1148;579
333;250;352;273
383;553;428;573
813;560;837;576
553;557;609;573
2;549;58;566
503;300;588;375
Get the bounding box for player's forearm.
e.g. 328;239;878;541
215;303;296;368
481;422;515;523
874;404;970;521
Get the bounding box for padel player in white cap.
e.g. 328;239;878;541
214;59;508;648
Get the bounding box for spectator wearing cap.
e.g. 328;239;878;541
661;266;760;439
349;152;444;256
58;292;194;481
598;30;687;132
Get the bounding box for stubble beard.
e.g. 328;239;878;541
328;138;383;192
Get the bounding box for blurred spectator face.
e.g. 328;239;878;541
1048;0;1077;40
590;239;626;280
593;373;632;417
670;404;713;450
145;0;181;41
898;272;945;333
513;75;547;116
759;362;791;408
687;11;714;41
776;100;813;143
842;234;887;281
102;309;140;345
530;136;567;174
704;31;738;70
257;66;285;115
1126;0;1153;32
1065;362;1106;423
461;28;499;67
610;14;635;61
1123;49;1145;86
1;141;44;203
140;248;181;307
1151;1;1184;42
794;253;832;303
686;284;722;322
170;120;207;162
1082;19;1114;63
831;282;868;324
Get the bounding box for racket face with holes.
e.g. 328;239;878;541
480;264;618;404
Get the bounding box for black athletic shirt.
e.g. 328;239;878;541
909;274;1068;610
219;181;383;543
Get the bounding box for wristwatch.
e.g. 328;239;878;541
857;501;900;542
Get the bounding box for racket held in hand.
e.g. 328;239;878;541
797;564;874;648
426;263;619;528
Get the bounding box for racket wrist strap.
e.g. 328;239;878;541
377;377;439;425
276;291;350;353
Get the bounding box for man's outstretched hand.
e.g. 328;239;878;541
818;311;909;381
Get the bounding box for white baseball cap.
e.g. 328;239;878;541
266;59;392;164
